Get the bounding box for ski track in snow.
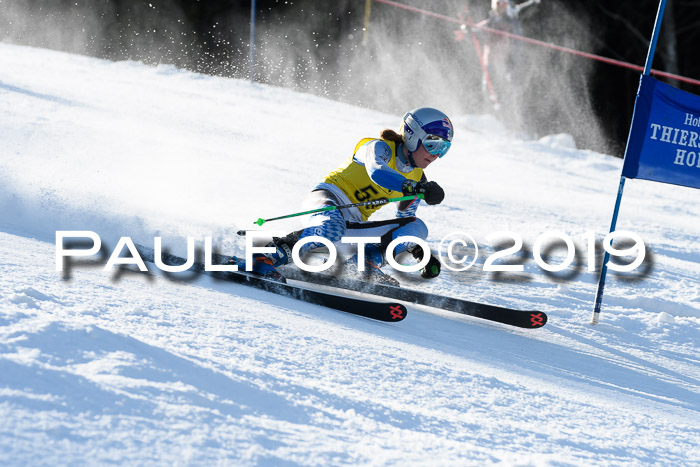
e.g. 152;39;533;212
1;44;699;465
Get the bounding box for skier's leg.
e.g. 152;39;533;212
345;217;440;279
264;190;348;266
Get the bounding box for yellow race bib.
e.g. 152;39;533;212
323;138;423;220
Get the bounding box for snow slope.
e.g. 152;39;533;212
1;44;699;465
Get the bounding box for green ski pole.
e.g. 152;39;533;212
253;194;424;226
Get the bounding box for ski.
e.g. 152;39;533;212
282;269;547;329
134;245;407;323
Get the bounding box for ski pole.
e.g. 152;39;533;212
253;194;424;227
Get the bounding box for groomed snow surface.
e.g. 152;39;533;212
1;44;699;465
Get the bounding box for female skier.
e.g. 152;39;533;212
241;107;453;285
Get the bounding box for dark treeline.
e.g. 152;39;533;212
1;0;698;155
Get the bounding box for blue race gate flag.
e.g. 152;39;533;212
622;75;700;189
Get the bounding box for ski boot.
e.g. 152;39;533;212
227;232;297;283
229;253;286;283
345;244;400;287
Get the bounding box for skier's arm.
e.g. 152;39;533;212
396;196;420;218
394;174;425;218
357;140;447;215
359;140;409;192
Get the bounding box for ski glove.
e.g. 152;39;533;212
410;245;441;279
402;180;445;205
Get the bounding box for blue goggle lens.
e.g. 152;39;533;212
422;134;451;158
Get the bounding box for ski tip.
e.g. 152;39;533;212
528;311;547;328
386;303;407;322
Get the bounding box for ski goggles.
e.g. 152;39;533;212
422;134;452;158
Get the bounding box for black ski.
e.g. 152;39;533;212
134;245;407;323
282;269;547;329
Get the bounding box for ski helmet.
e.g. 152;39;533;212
400;107;454;158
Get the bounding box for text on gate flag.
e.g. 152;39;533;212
622;75;700;189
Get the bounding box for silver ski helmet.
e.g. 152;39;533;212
401;107;454;158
